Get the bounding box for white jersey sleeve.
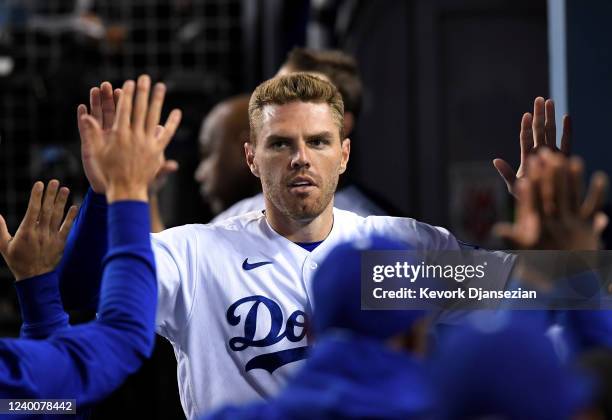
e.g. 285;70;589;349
151;225;200;342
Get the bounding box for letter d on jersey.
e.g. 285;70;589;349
226;295;308;373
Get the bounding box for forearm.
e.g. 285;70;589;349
14;271;69;339
58;187;108;310
0;201;156;404
97;200;156;356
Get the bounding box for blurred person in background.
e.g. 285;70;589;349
193;94;260;216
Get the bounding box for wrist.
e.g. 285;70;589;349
106;184;149;203
14;267;55;282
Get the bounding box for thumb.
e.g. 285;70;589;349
0;214;12;255
493;159;517;193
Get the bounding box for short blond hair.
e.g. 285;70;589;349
248;73;345;142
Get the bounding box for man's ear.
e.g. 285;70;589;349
245;142;260;177
339;138;350;174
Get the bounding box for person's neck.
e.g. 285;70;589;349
265;201;334;243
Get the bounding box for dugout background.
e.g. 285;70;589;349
1;0;611;417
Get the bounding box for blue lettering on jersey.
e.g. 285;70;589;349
226;295;308;373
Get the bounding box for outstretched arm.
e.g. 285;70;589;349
0;200;155;405
0;74;180;404
0;181;77;338
57;82;117;311
60;79;180;309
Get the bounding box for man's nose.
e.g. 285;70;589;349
290;142;310;169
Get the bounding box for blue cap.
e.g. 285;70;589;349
432;319;593;420
312;235;425;340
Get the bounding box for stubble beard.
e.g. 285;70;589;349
262;172;339;223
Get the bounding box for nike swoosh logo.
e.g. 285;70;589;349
242;258;273;271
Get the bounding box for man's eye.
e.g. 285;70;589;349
271;141;288;149
309;138;329;147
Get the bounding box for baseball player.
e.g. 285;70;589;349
59;73;605;418
213;47;388;222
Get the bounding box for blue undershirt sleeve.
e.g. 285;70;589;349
58;188;108;311
14;272;70;339
0;201;156;406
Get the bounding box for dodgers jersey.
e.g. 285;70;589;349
152;208;513;418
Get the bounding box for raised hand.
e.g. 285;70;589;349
494;149;608;250
493;97;572;197
0;181;78;280
77;82;122;193
78;74;182;203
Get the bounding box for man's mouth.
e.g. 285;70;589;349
288;177;317;193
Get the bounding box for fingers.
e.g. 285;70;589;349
544;99;556;148
132;75;151;132
114;88;122;106
0;215;11;255
157;109;182;149
59;205;78;242
162;159;179;173
50;187;70;232
594;212;609;236
146;83;167;136
100;82;116;130
526;155;544;215
519;112;534;159
154;125;164;139
532;97;546;147
581;171;609;220
114;80;135;131
515;178;537;230
21;182;44;228
492;158;516;193
79;115;104;151
76;104;88;140
494;178;540;247
568;156;584;213
551;152;570;218
38;180;60;230
560;115;572;155
89;87;103;125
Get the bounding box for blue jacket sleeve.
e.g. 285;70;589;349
0;201;156;407
14;272;70;339
58;188;108;310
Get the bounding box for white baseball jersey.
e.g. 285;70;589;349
212;185;387;222
152;208;513;419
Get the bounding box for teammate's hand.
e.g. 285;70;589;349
150;158;179;195
494;149;608;250
78;74;182;203
0;181;78;281
77;82;122;193
493;97;571;198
